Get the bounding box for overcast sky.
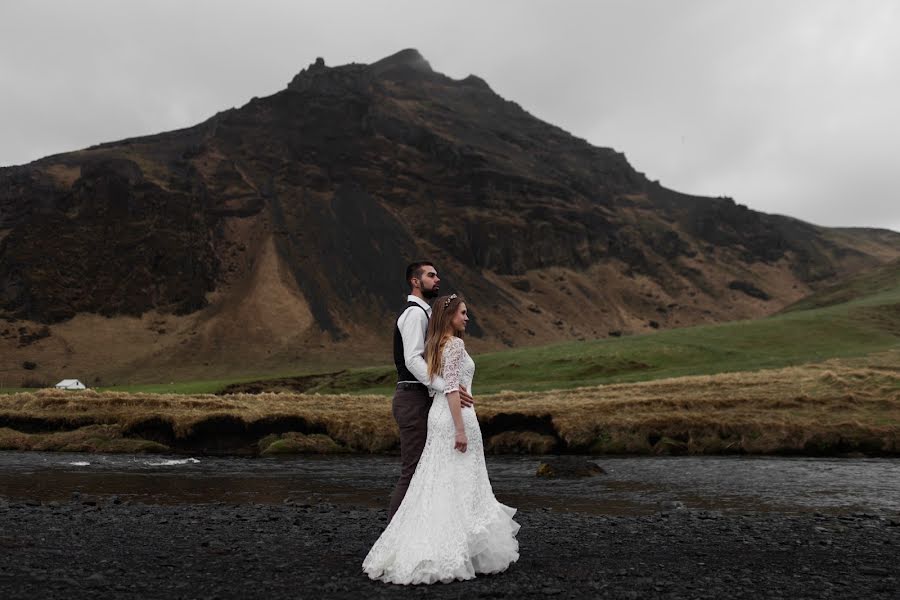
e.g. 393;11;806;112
2;0;898;232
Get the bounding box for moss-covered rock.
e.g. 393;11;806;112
259;432;346;455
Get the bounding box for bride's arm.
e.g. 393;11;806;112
447;390;467;453
442;338;468;453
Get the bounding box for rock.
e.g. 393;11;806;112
659;501;686;511
852;512;881;519
536;457;605;478
510;278;531;292
17;326;51;347
728;280;770;300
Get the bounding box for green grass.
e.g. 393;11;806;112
0;387;30;396
93;363;365;395
95;376;276;395
298;272;900;395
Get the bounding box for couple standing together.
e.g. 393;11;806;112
362;261;520;584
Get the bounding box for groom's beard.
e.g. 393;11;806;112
422;286;439;300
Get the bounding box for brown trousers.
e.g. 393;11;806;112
387;385;432;520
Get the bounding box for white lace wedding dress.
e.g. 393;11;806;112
362;337;520;584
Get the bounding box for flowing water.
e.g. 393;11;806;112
1;451;898;516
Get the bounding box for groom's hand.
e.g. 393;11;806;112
459;386;474;408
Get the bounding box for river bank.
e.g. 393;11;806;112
1;360;899;456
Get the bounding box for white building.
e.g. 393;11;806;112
55;379;87;390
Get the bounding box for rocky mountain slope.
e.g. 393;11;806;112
2;49;899;385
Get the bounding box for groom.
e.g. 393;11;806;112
389;261;474;520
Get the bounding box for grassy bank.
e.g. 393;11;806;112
221;298;900;394
2;351;898;456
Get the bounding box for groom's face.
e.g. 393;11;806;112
415;265;440;299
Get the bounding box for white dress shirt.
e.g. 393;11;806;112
397;294;433;389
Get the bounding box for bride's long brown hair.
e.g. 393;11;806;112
425;294;465;378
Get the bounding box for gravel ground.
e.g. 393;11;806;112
1;495;898;599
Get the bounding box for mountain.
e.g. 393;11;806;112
2;49;900;385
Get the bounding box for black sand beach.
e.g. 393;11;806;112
2;496;898;599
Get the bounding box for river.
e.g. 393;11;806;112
1;451;898;516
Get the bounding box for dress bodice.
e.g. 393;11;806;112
441;337;475;395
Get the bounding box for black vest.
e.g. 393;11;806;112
394;301;429;382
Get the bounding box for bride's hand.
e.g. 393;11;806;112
454;430;468;453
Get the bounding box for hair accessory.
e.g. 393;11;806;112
444;293;457;308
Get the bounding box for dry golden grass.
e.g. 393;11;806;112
1;355;898;455
482;361;900;455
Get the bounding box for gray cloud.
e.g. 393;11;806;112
1;0;897;231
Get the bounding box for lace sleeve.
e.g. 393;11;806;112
441;337;465;394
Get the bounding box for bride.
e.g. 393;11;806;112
363;293;520;584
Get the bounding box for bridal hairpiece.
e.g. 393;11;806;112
444;293;457;308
